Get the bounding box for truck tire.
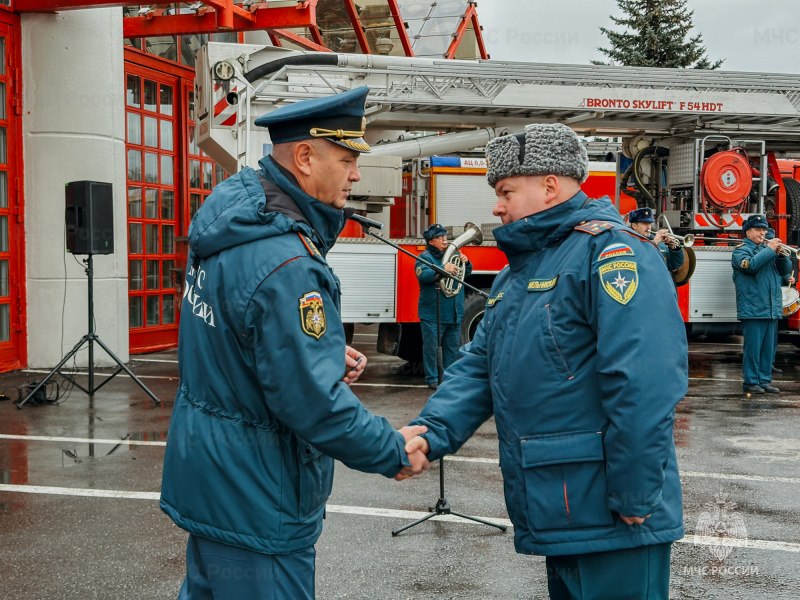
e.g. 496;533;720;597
461;291;489;346
783;177;800;234
396;322;423;364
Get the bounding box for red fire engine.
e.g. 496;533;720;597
195;42;800;361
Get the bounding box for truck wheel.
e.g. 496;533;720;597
783;177;800;234
396;322;423;364
461;291;489;346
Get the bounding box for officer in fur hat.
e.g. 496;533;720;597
415;223;472;389
732;215;793;394
402;123;688;599
161;87;429;599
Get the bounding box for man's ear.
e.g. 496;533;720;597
293;142;314;177
544;174;560;204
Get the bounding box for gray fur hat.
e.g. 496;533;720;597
485;123;589;188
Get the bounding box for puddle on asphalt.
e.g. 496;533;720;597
724;436;800;463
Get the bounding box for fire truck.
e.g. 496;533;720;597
195;42;800;361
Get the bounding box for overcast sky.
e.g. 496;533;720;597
478;0;800;74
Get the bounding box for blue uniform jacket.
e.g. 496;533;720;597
731;238;792;319
411;193;688;557
416;246;473;323
160;156;410;555
658;242;684;272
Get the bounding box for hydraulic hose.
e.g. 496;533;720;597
244;54;338;84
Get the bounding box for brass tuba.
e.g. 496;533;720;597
438;223;483;297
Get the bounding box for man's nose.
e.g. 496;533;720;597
492;200;504;216
350;164;361;182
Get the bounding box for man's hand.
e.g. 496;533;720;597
652;229;666;245
619;514;651;525
394;426;431;481
789;276;796;287
767;238;782;252
343;346;366;385
444;263;458;274
459;252;470;264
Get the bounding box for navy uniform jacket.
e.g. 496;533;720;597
731;238;792;319
416;246;473;323
658;242;684;272
160;156;410;555
411;192;688;557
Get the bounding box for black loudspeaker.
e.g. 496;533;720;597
65;181;114;255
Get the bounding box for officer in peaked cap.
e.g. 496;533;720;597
415;223;472;389
732;214;793;395
254;86;372;153
162;86;429;599
627;207;685;273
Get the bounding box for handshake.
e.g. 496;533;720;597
394;425;433;481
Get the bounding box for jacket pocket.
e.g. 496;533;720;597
539;304;574;380
296;439;334;520
520;430;614;531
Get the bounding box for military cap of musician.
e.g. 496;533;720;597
485;122;589;188
628;207;656;224
423;223;448;242
254;86;372;153
742;214;769;232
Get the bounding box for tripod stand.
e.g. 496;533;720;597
17;254;161;409
391;271;506;536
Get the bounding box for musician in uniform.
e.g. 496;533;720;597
627;207;685;273
416;223;472;389
765;228;796;375
732;215;792;394
160;87;429;599
404;123;688;599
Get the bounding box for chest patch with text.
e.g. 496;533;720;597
527;276;559;292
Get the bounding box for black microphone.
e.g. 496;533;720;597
349;213;384;230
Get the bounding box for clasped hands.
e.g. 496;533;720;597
394;427;432;481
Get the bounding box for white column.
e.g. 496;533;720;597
22;9;128;368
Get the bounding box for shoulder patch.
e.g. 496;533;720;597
574;220;615;236
527;276;559;292
598;260;638;305
299;291;326;339
415;266;423;277
740;259;750;269
298;233;322;258
598;243;635;261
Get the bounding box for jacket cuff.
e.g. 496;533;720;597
607;490;663;517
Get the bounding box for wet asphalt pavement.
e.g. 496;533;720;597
1;327;799;599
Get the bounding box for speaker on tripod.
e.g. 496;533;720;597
17;181;160;408
65;180;114;255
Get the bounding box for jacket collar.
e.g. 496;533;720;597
425;244;444;259
493;191;590;270
259;156;345;256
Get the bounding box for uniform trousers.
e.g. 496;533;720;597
420;319;461;385
178;534;315;600
545;543;672;600
740;318;777;388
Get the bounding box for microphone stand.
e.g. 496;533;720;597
348;215;505;536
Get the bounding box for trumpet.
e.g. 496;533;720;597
651;230;695;248
776;243;800;259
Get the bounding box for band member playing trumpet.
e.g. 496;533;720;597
627;207;685;273
766;228;797;375
416;224;472;389
733;215;793;395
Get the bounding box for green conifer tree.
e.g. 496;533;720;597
593;0;723;69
